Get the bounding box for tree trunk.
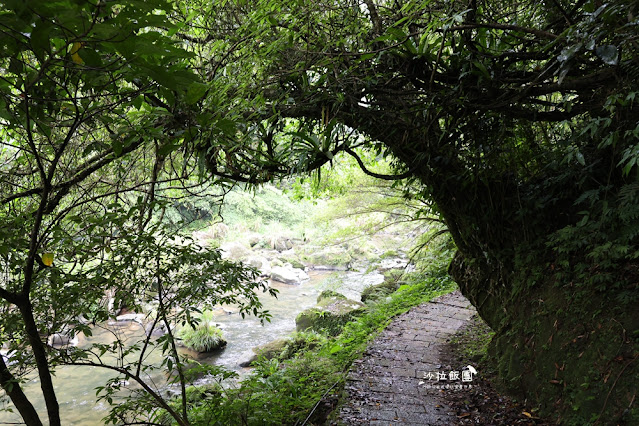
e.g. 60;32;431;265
0;352;43;426
19;300;61;426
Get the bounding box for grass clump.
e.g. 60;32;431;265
177;310;226;353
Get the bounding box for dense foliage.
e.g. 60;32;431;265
184;1;639;423
2;0;639;424
0;1;274;425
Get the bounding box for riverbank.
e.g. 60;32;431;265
167;268;456;424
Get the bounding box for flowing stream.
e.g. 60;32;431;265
0;268;385;425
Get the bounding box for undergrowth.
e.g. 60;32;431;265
165;272;456;425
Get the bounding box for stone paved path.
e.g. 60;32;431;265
337;290;476;425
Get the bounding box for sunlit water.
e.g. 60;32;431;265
0;268;384;425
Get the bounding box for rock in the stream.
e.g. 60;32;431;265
377;257;409;271
237;350;259;367
116;313;146;325
220;241;252;261
247;234;261;247
145;321;170;337
47;333;79;348
237;338;289;367
360;279;402;303
301;246;352;270
270;265;308;285
296;292;365;335
271;236;294;252
247;255;272;276
193;222;229;243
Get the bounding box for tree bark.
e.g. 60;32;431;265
0;352;43;426
19;300;61;426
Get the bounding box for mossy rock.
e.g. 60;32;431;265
279;256;305;270
301;247;352;268
242;333;327;367
317;290;347;303
296;295;365;335
278;331;326;360
254;338;289;359
361;279;402;303
380;249;398;259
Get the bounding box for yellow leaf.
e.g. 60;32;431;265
42;252;54;266
70;42;83;64
523;411;532;418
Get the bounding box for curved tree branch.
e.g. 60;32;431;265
344;148;412;180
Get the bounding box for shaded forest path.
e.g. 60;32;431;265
337;290;476;425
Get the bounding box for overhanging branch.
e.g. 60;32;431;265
345;148;412;180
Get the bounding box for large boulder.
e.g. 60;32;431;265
115;313;146;325
145;321;172;337
220;241;252;261
271;265;309;285
237;338;288;367
296;292;365;335
247;255;272;276
377;257;410;271
300;246;352;270
237;334;325;367
47;332;79;348
360;276;403;304
193;222;229;244
278;254;306;270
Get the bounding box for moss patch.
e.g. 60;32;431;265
296;295;366;335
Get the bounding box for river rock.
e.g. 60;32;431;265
360;279;402;303
378;257;410;271
317;290;347;303
247;234;261;247
193;223;229;243
256;338;288;359
47;333;79;348
301;246;352;269
270;265;308;285
278;253;306;270
220;241;252;261
116;313;146;324
296;293;366;335
237;338;289;367
145;321;170;337
237;349;259;367
271;236;293;252
247;255;272;276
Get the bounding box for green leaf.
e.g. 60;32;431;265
359;52;376;61
216;118;237;136
30;20;52;61
157;142;179;157
132;96;143;110
112;138;123;156
185;82;208;105
329;344;342;354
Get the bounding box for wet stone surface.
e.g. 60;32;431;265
336;291;476;425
